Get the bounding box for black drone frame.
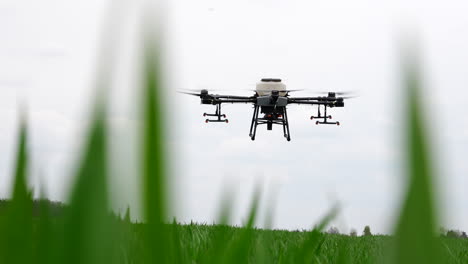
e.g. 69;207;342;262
249;105;291;141
181;89;346;141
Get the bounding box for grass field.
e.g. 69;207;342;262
0;8;467;264
1;202;467;264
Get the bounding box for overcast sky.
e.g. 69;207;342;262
0;0;467;234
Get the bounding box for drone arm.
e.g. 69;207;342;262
288;97;345;107
215;95;256;100
288;97;322;101
287;100;327;105
216;99;256;104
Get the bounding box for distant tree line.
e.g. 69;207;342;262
440;227;467;239
328;224;467;238
326;225;374;236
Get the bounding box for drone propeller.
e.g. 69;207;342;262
332;91;355;96
315;90;358;95
307;90;360;99
340;95;358;99
181;88;231;92
254;89;304;93
178;91;203;96
177;88;212;96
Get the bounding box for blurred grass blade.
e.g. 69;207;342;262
63;103;115;264
170;218;185;263
124;205;131;223
11;117;30;211
296;205;339;263
222;186;261;264
216;187;235;226
200;187;235;263
141;28;169;263
255;185;278;263
336;237;351;264
60;1;130;263
263;185;277;230
36;196;53;264
1;117;33;264
244;186;261;229
392;48;441;263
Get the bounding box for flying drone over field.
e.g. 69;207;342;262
180;78;354;141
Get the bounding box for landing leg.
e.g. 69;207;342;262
249;105;260;141
282;110;287;136
324;105;327;122
249;105;258;137
283;106;291;141
314;104;339;125
217;104;221;121
204;103;228;123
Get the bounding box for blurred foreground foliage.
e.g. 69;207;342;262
0;199;467;263
0;8;467;264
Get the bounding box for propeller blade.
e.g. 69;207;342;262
180;88;237;92
255;89;303;93
285;89;303;93
340;95;359;99
177;91;201;96
310;90;359;96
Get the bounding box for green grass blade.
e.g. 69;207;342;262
36;197;53;264
216;187;235;226
141;30;169;263
253;187;279;264
392;50;441;263
244;187;261;229
0;117;33;264
58;2;130;263
296;205;339;263
222;186;261;264
11;118;30;211
199;188;235;263
170;218;186;263
124;205;131;223
336;236;351;264
62;103;115;264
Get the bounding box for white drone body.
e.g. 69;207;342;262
256;78;287;96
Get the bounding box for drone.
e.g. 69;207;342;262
181;78;353;141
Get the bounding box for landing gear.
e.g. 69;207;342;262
312;105;341;125
249;105;291;141
249;105;259;141
203;104;228;123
